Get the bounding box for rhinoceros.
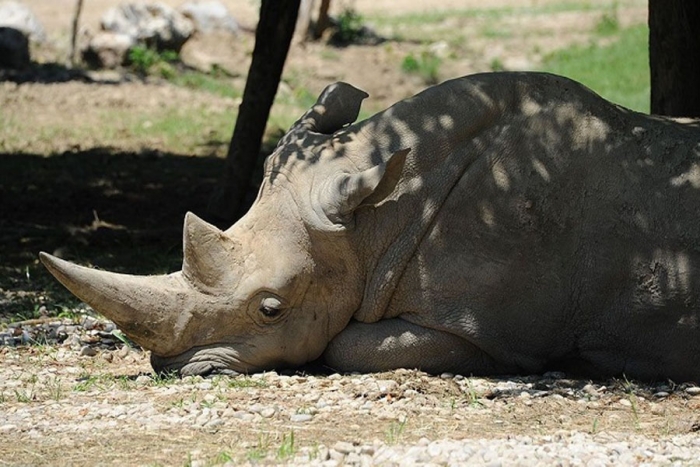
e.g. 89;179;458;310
40;72;700;381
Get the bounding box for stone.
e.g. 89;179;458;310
101;3;194;52
0;1;45;42
82;32;135;69
332;441;355;454
0;27;29;69
135;375;152;386
0;424;17;433
179;1;238;34
81;316;98;330
79;345;98;357
582;384;600;397
685;386;700;396
290;413;313;423
375;379;398;395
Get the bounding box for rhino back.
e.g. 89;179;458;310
365;73;700;380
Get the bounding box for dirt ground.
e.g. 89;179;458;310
2;344;700;466
5;0;689;465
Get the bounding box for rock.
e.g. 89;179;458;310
583;384;600;397
204;417;223;428
0;26;28;69
685;386;700;396
202;394;216;404
0;424;17;433
232;411;254;421
290;413;313;423
82;32;135;69
375;379;398;395
79;345;98;357
332;441;355;454
0;1;45;42
101;3;194;52
81;316;98;330
179;1;238;34
135;375;152;386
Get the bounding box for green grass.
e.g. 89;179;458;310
128;108;234;156
541;24;650;112
277;431;296;460
401;51;442;85
367;1;640;28
168;71;241;99
385;418;407;444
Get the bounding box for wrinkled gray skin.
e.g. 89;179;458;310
41;72;700;382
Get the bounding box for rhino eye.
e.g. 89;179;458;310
259;297;283;319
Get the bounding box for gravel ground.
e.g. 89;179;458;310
2;316;700;466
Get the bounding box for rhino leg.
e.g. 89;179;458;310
323;318;507;375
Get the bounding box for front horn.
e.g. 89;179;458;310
39;252;198;356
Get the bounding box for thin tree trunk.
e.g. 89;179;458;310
208;0;300;226
649;0;700;117
313;0;332;39
296;0;315;42
70;0;84;67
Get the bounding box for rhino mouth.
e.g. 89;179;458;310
150;344;262;377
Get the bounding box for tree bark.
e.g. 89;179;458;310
313;0;332;39
649;0;700;117
70;0;84;67
208;0;300;226
295;0;315;42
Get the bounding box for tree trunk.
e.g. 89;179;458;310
295;0;315;42
208;0;300;226
70;0;84;67
649;0;700;117
313;0;332;39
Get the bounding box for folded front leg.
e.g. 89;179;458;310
323;318;507;375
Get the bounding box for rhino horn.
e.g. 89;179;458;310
39;252;194;355
296;82;369;134
182;212;236;292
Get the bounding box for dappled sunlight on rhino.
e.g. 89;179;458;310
41;72;700;382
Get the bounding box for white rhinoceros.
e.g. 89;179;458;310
41;72;700;381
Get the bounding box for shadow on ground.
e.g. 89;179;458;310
0;62;94;85
0;148;226;319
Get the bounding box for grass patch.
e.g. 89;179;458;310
128;108;234;156
541;24;649;112
167;70;241;99
277;431;296;460
368;1;640;28
401;51;442;85
227;376;268;389
385;418;407;444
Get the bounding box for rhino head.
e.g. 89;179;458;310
40;82;409;376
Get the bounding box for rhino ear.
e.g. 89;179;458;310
182;212;235;291
296;82;369;134
320;148;410;225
